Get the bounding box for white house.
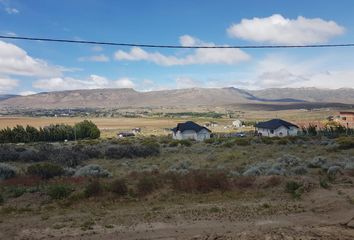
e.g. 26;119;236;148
255;119;299;137
232;119;243;128
171;121;211;141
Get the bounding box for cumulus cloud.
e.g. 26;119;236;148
33;75;136;91
227;14;345;44
248;54;354;89
78;54;109;62
114;35;250;66
114;78;135;88
0;76;18;93
0;41;63;77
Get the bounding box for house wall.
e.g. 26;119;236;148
257;126;298;137
172;129;211;141
338;113;354;128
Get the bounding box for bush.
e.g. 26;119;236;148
234;138;250;146
261;137;274;145
74;120;100;139
136;176;160;196
277;139;289;145
285;180;303;199
0;163;17;180
109;179;128;196
19;149;44;162
336;137;354;150
47;184;73;199
84;180;102;197
51;147;89;167
171;171;230;193
74;164;111;178
27;163;64;179
7;186;26;198
105;144;160;159
0;145;19;161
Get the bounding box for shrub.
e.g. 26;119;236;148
109;179;128;196
336;137;354;150
27;163;64;179
84;180;102;197
0;163;17;180
74;120;100;139
179;140;192;147
18;149;44;162
104;144;159;159
319;178;330;189
171;171;230;193
136;176;160;196
277;139;289;145
50;147;89;167
285;180;303;199
47;184;73;199
74;164;111;178
233;176;256;189
261;137;274;145
0;193;4;205
0;145;19;161
263;176;282;188
7;186;26;198
234;138;250;146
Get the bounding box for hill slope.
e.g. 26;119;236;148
1;87;354;109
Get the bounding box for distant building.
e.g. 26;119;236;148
337;112;354;128
132;128;141;134
117;132;135;138
172;121;211;141
255;119;299;137
232;119;243;128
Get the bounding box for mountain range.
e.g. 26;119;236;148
0;87;353;109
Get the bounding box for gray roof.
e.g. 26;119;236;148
172;121;211;133
255;119;298;130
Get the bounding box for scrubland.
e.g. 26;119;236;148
1;135;354;239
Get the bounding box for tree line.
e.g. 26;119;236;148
0;120;100;143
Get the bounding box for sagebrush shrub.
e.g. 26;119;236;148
27;163;64;179
137;175;160;196
47;184;73;199
84;180;102;197
0;163;17;180
74;164;111;178
109;179;128;196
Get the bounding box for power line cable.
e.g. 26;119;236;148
1;35;354;49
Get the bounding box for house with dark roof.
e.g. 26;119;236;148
255;119;299;137
171;121;211;141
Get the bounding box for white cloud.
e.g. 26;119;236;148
227;14;345;44
114;35;250;66
0;76;18;93
114;78;135;88
33;75;136;91
19;91;36;96
78;54;109;62
247;54;354;89
0;41;63;77
5;7;19;14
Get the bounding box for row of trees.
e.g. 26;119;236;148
301;122;354;138
0;120;100;143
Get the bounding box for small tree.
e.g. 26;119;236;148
74;120;100;139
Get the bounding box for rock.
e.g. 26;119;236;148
243;166;262;176
308;156;327;168
327;166;342;177
292;166;308;175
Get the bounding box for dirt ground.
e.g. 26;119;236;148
1;182;353;240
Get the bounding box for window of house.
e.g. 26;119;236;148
270;130;274;134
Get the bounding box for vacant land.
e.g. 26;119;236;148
1;136;354;239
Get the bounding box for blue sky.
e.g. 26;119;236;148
0;0;354;95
